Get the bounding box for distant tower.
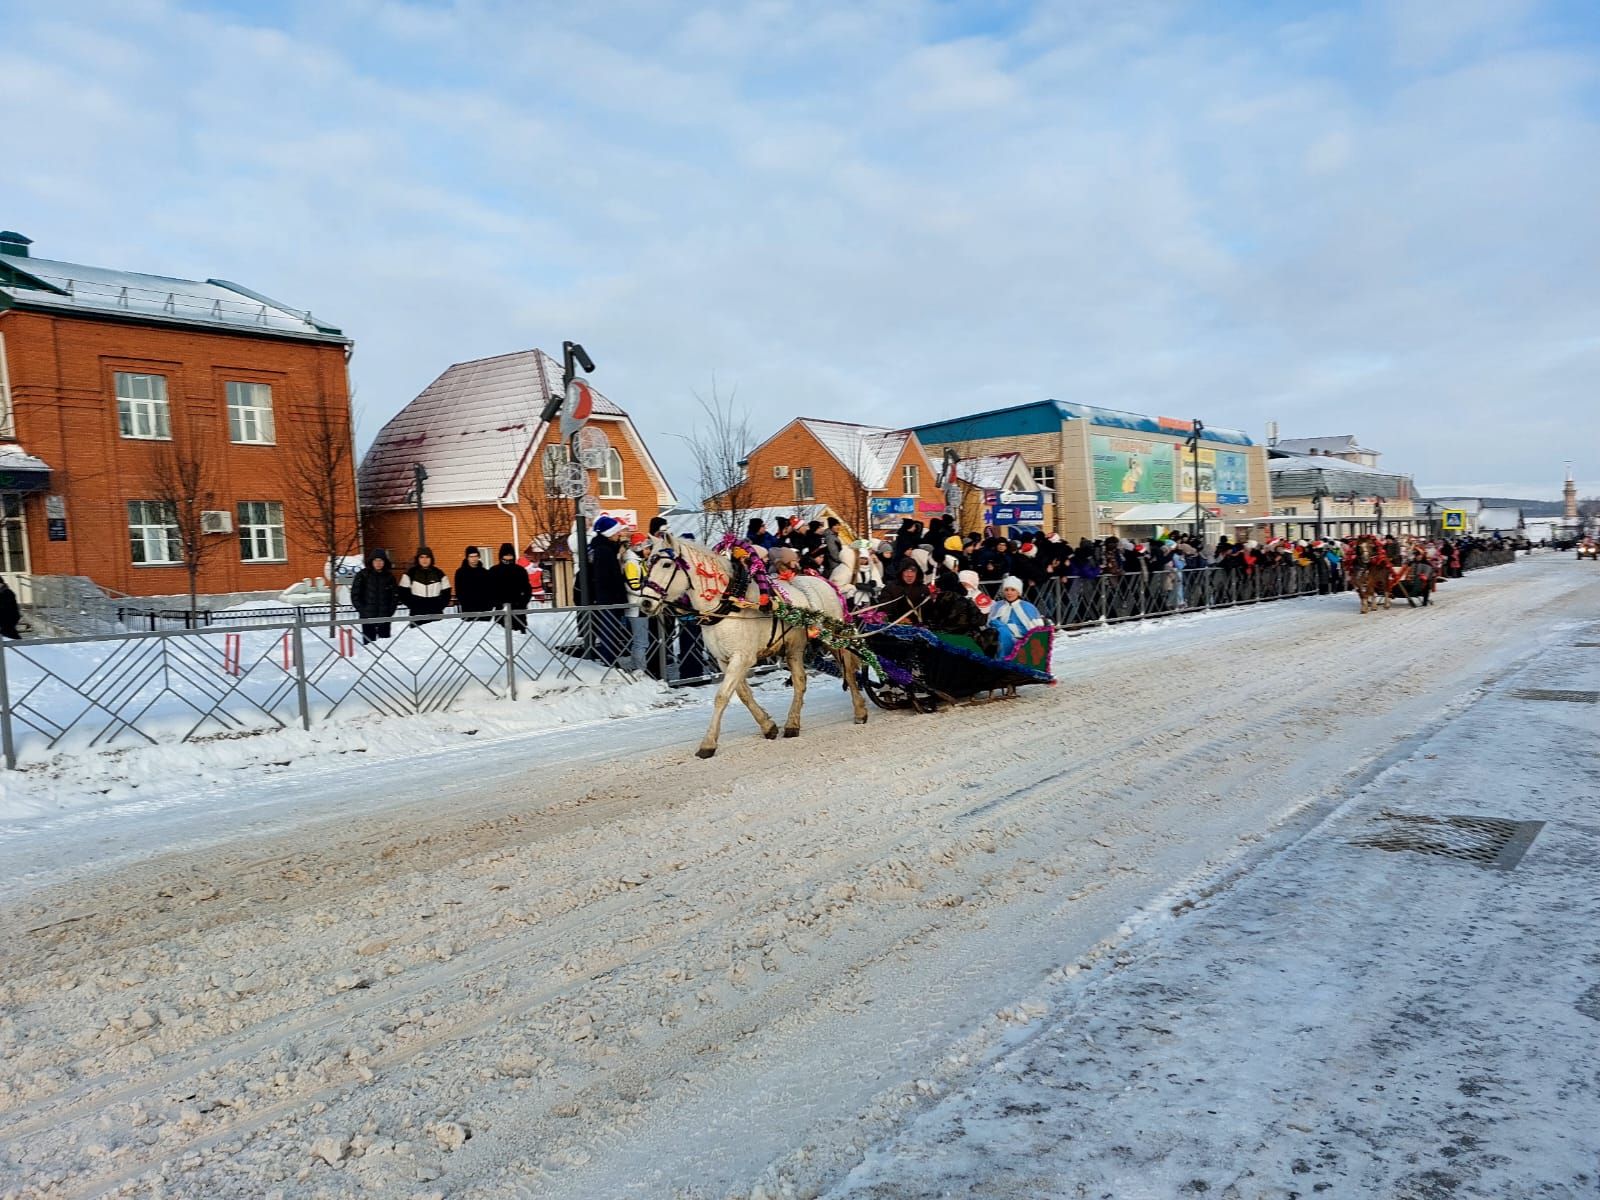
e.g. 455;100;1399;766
1565;463;1578;521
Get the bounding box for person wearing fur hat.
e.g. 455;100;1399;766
878;558;930;625
489;542;533;630
989;575;1045;658
400;547;450;621
454;546;494;619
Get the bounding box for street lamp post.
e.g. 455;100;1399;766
408;463;429;550
1185;418;1205;543
1313;486;1327;542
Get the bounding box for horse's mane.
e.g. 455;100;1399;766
669;534;732;575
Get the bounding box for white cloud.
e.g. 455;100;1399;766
0;0;1595;503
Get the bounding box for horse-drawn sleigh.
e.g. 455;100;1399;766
639;534;1054;755
1348;534;1438;613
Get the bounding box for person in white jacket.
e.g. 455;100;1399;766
989;575;1044;657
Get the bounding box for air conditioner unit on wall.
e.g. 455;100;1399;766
773;465;790;479
201;510;233;534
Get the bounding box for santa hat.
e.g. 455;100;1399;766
593;515;621;536
1020;543;1036;556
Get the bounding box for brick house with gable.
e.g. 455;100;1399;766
358;349;676;565
715;418;944;536
0;230;357;598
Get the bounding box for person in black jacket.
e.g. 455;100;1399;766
0;577;22;640
400;547;450;621
587;516;630;663
454;547;493;619
878;559;930;625
351;550;400;643
488;542;533;631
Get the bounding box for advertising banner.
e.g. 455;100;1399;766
869;496;916;518
1092;436;1175;503
1177;448;1250;507
985;490;1045;525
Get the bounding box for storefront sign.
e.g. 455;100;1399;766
985;489;1045;525
915;500;946;514
869;497;916;518
1092;436;1175;503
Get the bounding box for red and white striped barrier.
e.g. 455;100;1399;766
337;627;355;658
222;633;241;677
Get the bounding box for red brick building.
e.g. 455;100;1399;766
712;418;944;536
358;349;676;565
0;231;357;598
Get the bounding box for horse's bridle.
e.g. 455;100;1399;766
639;546;692;613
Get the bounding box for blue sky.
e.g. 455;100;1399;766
3;0;1598;499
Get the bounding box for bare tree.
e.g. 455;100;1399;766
286;400;361;630
147;441;224;618
682;381;754;540
519;439;577;558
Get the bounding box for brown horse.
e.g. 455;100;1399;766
1349;536;1391;614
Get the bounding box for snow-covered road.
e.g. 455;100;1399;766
1;555;1594;1199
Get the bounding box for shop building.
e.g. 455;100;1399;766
1264;433;1421;539
914;401;1271;544
358;349;676;562
0;230;357;598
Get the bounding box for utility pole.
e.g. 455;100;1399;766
409;463;428;550
1314;486;1327;542
537;340;597;607
1185;418;1205;543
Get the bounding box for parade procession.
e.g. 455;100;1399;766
6;4;1600;1199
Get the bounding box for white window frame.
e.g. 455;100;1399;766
901;464;920;495
226;381;276;445
0;331;14;438
1032;465;1056;494
793;466;814;501
237;500;287;562
128;500;181;564
598;448;624;499
116;372;172;440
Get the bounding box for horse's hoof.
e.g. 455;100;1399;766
783;727;799;738
764;727;779;740
696;747;716;759
854;715;868;725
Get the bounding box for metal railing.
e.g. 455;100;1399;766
0;604;640;768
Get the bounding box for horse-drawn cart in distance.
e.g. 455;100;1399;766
857;623;1054;712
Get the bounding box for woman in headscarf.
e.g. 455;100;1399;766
877;558;930;625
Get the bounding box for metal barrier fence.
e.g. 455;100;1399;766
0;604;639;768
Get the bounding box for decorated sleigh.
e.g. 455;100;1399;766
856;623;1054;712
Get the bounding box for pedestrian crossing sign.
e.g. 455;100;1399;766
1442;509;1467;531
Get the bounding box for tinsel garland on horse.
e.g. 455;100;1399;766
639;535;870;758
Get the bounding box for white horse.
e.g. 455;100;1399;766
640;536;868;758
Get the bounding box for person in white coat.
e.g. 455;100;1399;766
989;575;1044;657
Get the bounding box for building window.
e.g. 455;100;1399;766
128;500;181;564
238;501;287;561
116;372;171;440
793;466;814;501
901;464;919;495
598;448;624;499
1;494;26;574
1032;466;1056;494
227;381;276;444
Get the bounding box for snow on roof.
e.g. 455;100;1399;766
797;419;910;489
1267;453;1394;477
359;349;625;511
954;453;1024;490
0;442;51;474
0;254;347;343
1272;435;1371;456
